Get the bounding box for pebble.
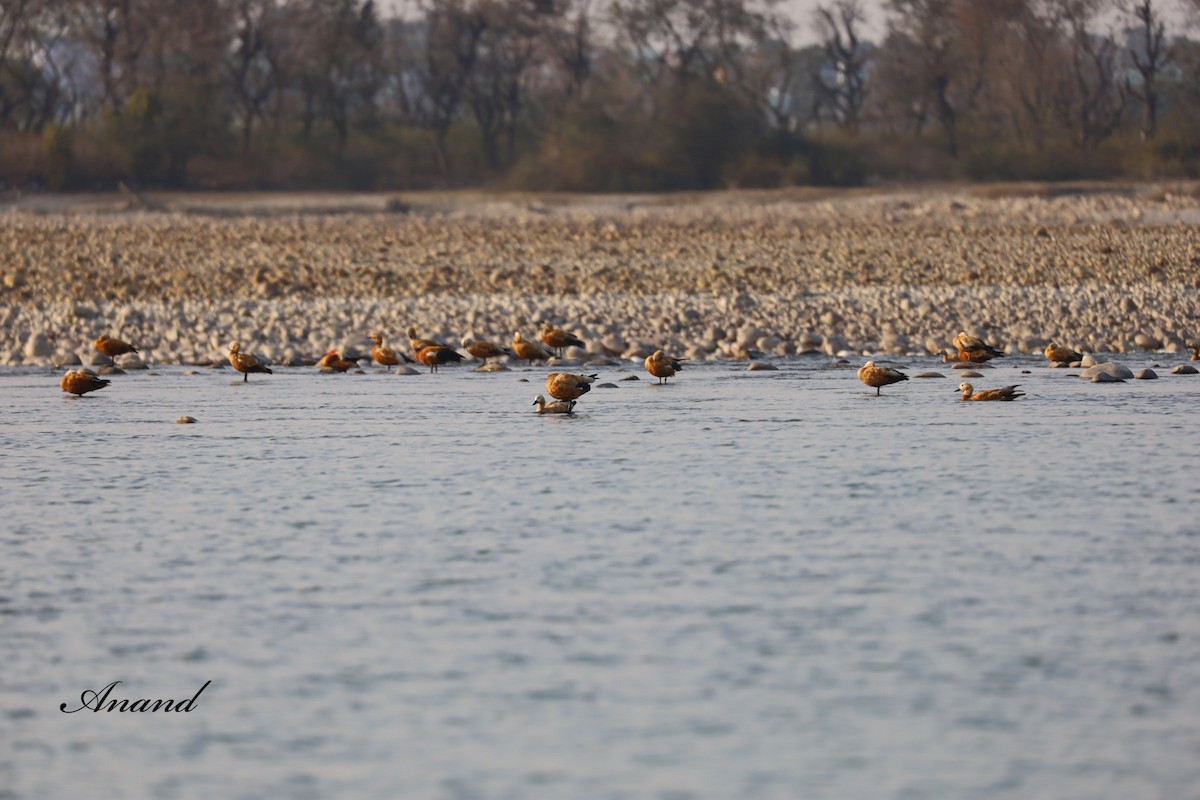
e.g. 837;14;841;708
24;332;53;358
1091;373;1126;383
52;351;82;367
176;416;197;424
1171;365;1198;375
620;375;639;381
394;366;420;375
959;370;983;378
912;372;945;378
97;366;125;375
596;383;618;389
1135;368;1158;379
474;363;508;372
1079;362;1135;381
747;361;778;371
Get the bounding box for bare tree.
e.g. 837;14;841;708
1054;0;1126;148
1122;0;1167;140
813;0;869;132
882;0;959;153
227;0;278;151
413;0;486;174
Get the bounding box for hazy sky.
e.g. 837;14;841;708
378;0;1194;43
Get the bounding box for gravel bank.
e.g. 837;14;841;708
2;184;1198;366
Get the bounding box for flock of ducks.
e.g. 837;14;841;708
58;329;1200;408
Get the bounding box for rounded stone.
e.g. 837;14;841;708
1171;365;1198;375
747;361;778;371
912;372;945;378
1134;368;1158;379
1079;362;1134;380
176;416;197;424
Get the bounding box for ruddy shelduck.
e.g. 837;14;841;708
317;350;356;372
952;331;1004;362
407;326;445;356
546;372;598;401
462;338;514;361
533;394;576;414
415;344;464;373
60;368;110;396
93;335;139;366
1044;343;1082;364
229;342;273;382
959;382;1025;401
645;350;685;384
370;333;412;371
857;361;909;395
512;332;552;362
540;322;585;358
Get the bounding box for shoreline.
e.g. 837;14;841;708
3;185;1198;366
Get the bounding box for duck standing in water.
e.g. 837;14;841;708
857;361;908;396
229;342;273;382
370;333;412;371
93;335;139;366
546;372;597;401
60;368;110;396
645;350;685;384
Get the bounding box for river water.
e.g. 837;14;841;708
2;355;1198;800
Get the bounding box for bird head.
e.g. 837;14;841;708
533;394;545;406
958;383;973;394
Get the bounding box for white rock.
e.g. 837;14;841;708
1079;362;1134;380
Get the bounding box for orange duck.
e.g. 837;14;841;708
512;332;552;363
546;372;598;401
857;361;908;396
370;333;412;371
462;338;514;361
229;342;273;382
540;322;585;358
645;350;685;384
415;344;465;373
959;382;1024;401
318;350;357;372
93;335;139;366
61;368;110;396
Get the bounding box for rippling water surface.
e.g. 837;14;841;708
2;356;1199;800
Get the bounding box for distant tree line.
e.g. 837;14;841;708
2;0;1199;191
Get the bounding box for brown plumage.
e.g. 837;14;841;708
540;321;585;357
942;350;985;365
229;342;272;382
407;326;445;357
959;382;1024;401
462;338;513;361
415;344;465;373
317;350;357;372
512;331;552;362
952;332;1004;361
533;394;576;414
645;350;685;384
546;372;598;401
1044;343;1082;364
60;368;110;396
857;361;909;396
370;333;412;371
1190;344;1199;361
93;335;139;365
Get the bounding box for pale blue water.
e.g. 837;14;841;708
2;356;1199;800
